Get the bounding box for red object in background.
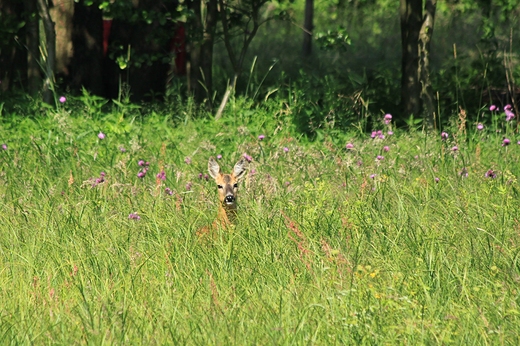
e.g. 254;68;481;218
170;25;186;76
102;19;186;76
102;19;112;57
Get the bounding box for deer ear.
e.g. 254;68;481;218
208;157;221;179
233;158;248;182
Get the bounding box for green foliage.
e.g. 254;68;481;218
1;94;520;343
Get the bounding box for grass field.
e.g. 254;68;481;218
0;96;519;344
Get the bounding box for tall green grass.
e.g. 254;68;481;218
0;96;519;344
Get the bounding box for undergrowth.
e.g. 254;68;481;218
0;95;519;344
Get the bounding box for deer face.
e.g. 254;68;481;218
208;157;248;208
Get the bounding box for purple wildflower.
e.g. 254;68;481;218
505;109;515;121
376;155;384;161
503;138;511;146
484;169;496;179
370;174;376;179
243;153;253;162
383;146;390;152
1;144;6;150
184;157;191;165
384;114;392;124
504;104;512;111
346;143;354;150
477;123;484;131
128;212;141;220
387;131;394;135
217;154;222;160
156;171;166;181
283;147;289;153
59;96;66;103
137;169;147;178
204;174;209;181
250;169;257;176
258;134;265;140
185;182;192;191
198;173;203;179
435;177;440;183
451;146;458;152
441;132;449;140
165;187;173;195
460;168;468;178
489;105;497;111
98;132;105;140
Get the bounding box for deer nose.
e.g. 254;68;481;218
225;195;235;203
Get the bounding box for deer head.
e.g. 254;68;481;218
208;157;248;210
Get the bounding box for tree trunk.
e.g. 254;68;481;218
186;0;203;102
419;0;437;129
70;0;104;95
0;0;26;92
303;0;314;57
24;0;41;96
37;0;56;104
400;0;422;120
200;0;218;106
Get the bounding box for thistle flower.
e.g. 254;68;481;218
489;105;497;111
1;144;6;150
477;123;484;131
156;171;166;181
185;182;192;191
283;147;289;153
441;132;449;140
128;212;141;220
165;187;173;195
258;134;265;140
451;146;458;152
59;96;66;103
383;146;390;152
346;143;354;150
484;169;496;179
376;155;384;161
98;132;105;140
505;109;515;121
502;138;511;146
384;114;392;124
217;154;222;159
243;153;253;162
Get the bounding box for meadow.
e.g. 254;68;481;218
0;94;519;344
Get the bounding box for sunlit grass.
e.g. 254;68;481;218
0;97;519;344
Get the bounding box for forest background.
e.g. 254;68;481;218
1;0;519;133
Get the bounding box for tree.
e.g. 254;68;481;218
400;0;437;128
185;0;218;105
69;1;104;95
215;0;276;118
302;0;313;57
37;0;56;104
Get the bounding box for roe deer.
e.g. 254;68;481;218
199;157;248;235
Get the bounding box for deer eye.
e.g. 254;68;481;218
217;185;223;189
233;183;238;188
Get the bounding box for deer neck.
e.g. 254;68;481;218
217;203;237;227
